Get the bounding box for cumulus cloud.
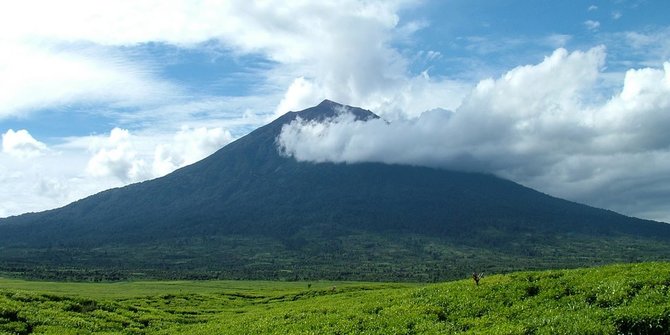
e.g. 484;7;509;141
0;125;235;218
1;129;47;158
279;47;605;168
153;126;233;176
86;128;149;182
0;142;115;218
202;0;467;119
278;47;670;221
87;126;235;182
275;77;320;118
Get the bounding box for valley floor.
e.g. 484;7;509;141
0;262;669;334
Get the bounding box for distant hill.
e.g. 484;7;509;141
1;100;669;281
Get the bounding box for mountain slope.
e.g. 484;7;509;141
1;100;669;281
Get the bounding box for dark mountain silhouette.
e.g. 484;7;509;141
1;100;669;281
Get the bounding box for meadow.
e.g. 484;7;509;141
1;262;669;334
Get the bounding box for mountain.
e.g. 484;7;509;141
1;100;669;281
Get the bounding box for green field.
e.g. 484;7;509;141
1;262;669;334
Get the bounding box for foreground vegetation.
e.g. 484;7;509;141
1;262;669;334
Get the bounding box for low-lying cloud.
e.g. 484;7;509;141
0;125;235;218
87;126;234;182
277;47;670;221
86;128;149;182
152;126;234;177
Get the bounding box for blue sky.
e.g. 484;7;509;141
1;0;670;221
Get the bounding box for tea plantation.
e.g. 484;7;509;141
1;262;669;334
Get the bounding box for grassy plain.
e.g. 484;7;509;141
1;262;669;334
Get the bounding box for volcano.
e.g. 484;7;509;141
1;100;669;281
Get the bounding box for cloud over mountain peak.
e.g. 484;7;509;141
278;47;670;221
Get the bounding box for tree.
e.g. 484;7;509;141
472;272;483;285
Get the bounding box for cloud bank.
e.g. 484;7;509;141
0;126;234;218
87;126;234;182
278;47;670;221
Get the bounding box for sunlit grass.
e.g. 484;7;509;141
1;262;668;334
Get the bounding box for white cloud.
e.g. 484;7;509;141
278;47;670;222
0;142;117;218
0;0;447;123
584;20;601;31
423;50;442;61
0;1;192;118
0;1;236;47
544;34;572;48
0;124;235;218
86;128;150;182
192;0;463;120
0;1;411;59
87;126;235;181
275;77;321;116
153;126;233;176
594;62;670;151
0;42;178;119
619;27;670;66
1;129;47;158
588;5;598;11
612;11;622;20
280;47;606;166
